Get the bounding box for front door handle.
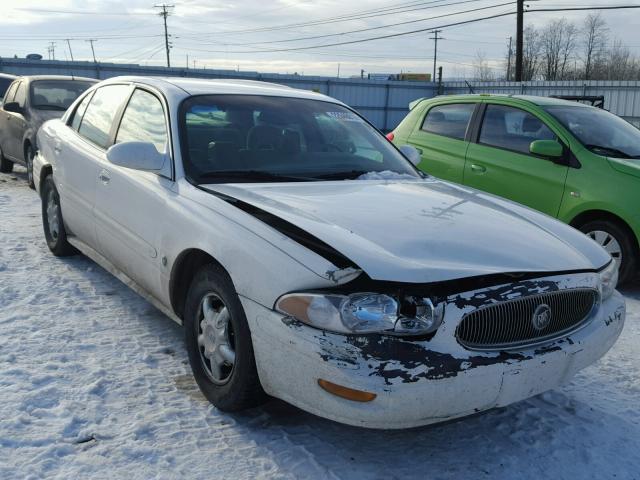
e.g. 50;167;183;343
470;163;486;173
99;169;110;184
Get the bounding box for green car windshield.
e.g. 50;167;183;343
546;105;640;159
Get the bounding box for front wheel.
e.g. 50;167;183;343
26;145;35;189
0;145;13;173
41;176;77;257
580;220;637;285
184;264;266;411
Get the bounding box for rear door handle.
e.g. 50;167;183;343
470;164;486;173
99;169;110;184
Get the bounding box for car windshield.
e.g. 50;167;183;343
30;80;94;111
546;105;640;159
181;95;420;183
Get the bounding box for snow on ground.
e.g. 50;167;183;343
1;166;639;480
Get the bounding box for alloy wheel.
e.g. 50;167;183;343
587;230;622;270
46;188;60;241
197;293;236;385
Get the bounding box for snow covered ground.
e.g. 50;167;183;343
1;166;639;480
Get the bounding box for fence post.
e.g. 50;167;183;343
383;83;390;132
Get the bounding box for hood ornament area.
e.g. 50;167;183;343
532;304;552;331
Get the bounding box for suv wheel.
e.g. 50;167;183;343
184;264;266;411
0;145;13;173
41;175;77;256
580;219;637;285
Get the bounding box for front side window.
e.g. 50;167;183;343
479;104;555;154
2;81;18;104
181;95;419;183
116;89;168;153
546;105;640;159
70;92;94;131
30;80;94;111
78;85;131;149
13;82;26;108
421;103;475;140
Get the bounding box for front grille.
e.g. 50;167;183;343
456;288;598;350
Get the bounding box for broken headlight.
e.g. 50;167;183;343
275;292;444;335
598;261;618;301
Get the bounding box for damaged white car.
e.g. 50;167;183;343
34;76;625;429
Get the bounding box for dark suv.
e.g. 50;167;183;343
0;75;96;186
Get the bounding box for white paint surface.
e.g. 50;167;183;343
1;167;639;479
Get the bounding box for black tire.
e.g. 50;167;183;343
26;144;35;189
184;263;266;411
579;219;637;285
41;175;77;257
0;145;13;173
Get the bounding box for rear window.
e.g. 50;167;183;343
421;103;475;140
0;77;13;101
30;80;94;111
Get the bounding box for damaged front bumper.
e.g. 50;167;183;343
242;272;625;429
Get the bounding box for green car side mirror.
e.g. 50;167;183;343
530;139;563;158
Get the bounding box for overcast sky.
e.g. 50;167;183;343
1;0;638;78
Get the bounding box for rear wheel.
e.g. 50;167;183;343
184;264;266;411
41;175;77;256
0;145;13;173
26;144;35;189
580;219;637;285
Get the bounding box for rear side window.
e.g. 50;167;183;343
13;82;26;108
479;104;555;154
70;92;94;131
78;85;131;148
421;103;475;140
115;89;168;154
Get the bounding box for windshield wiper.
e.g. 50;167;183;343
314;170;370;180
33;104;67;111
198;170;319;183
585;144;636;159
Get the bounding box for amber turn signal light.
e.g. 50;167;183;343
317;379;377;402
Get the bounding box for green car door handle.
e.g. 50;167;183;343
470;164;486;173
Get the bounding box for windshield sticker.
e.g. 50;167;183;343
326;111;363;122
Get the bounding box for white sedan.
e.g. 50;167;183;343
34;76;625;429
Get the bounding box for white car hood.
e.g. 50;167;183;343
203;179;610;283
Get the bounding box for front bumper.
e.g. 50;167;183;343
242;273;625;429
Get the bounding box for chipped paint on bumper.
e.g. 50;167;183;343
242;273;625;429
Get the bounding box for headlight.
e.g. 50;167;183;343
275;292;444;335
598;261;618;301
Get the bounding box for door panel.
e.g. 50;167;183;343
406;103;475;184
463;104;568;217
5;82;27;161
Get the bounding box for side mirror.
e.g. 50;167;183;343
399;144;422;166
106;141;166;172
3;101;22;114
530;139;563;158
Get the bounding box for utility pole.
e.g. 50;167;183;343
437;66;443;95
155;4;174;68
48;42;56;60
515;0;524;81
86;39;97;63
429;30;443;83
65;39;74;61
186;54;189;69
506;36;513;81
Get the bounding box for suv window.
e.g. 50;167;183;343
116;89;168;153
78;85;131;148
2;81;18;104
70;92;94;131
421;103;475;140
0;78;15;102
479;104;555;154
13;82;26;108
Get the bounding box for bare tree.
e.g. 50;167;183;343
522;25;542;81
542;19;578;80
473;51;495;81
582;13;609;80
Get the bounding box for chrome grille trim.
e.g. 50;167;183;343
456;288;599;351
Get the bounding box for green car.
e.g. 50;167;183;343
390;94;640;284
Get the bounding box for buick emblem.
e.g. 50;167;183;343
532;304;552;331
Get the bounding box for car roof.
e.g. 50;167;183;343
0;73;16;80
427;93;590;108
12;75;98;83
97;75;343;105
